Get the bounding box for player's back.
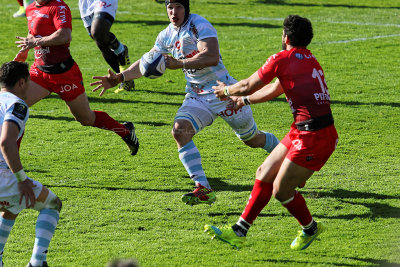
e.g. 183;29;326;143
278;48;332;122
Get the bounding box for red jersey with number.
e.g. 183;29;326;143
258;48;332;123
26;0;72;66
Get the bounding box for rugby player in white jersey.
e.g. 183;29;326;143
0;61;62;267
91;0;280;206
79;0;134;92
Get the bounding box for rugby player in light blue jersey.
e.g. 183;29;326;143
91;0;279;206
0;61;62;267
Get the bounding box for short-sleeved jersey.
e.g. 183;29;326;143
258;48;332;123
154;14;235;95
0;92;29;169
79;0;118;19
26;0;72;66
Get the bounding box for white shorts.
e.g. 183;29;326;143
175;93;258;141
79;0;119;28
0;169;43;215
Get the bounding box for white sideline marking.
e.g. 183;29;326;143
115;11;400;28
323;34;400;44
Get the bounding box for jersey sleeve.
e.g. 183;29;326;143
4;102;29;132
193;17;217;41
154;29;170;54
52;4;72;30
257;53;280;85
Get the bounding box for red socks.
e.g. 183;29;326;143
17;0;23;6
282;191;313;226
241;179;273;224
93;111;129;138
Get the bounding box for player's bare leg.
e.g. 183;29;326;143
24;81;51;107
244;130;279;153
91;15;134;93
65;93;139;155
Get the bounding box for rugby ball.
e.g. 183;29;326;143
139;51;165;79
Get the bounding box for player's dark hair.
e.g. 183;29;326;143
283;15;313;47
165;0;190;22
0;61;29;89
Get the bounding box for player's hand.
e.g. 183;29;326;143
15;36;37;52
13;49;29;62
164;55;181;70
231;96;245;110
18;179;36;208
212;80;228;100
91;69;121;96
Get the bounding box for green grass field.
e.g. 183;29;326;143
1;0;400;266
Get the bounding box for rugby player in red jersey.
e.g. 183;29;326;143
205;15;339;250
13;0;139;156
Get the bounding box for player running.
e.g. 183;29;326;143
13;0;139;156
205;15;339;250
0;61;62;267
79;0;135;93
91;0;279;206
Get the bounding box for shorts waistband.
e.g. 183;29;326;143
295;113;334;131
36;57;75;74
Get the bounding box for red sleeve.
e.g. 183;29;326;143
52;4;72;30
257;53;279;85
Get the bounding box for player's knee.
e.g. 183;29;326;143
91;29;109;48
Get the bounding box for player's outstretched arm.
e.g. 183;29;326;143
0;121;36;208
91;59;142;96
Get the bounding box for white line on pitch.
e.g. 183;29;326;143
321;34;400;44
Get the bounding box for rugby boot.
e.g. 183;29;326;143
204;224;246;249
13;6;25;17
115;45;134;93
27;261;48;267
182;185;216;205
290;221;325;250
122;122;139;156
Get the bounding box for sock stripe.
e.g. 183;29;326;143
178;141;196;153
179;152;201;164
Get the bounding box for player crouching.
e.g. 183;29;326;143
0;62;61;267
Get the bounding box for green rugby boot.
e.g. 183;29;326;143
204;224;245;249
290;221;325;250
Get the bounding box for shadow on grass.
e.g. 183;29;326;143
29;114;169;127
254;258;359;266
346;258;400;267
38;90;400;108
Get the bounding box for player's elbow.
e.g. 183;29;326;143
0;139;13;154
208;56;219;66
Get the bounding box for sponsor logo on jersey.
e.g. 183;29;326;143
190;22;199;39
33;10;49;18
12;103;28;120
34;47;50;59
295;53;304;59
292;139;302;150
58;5;68;24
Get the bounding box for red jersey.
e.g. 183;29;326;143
258;48;332;123
26;0;72;66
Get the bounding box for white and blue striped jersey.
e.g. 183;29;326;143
154;14;236;95
0;92;29;169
